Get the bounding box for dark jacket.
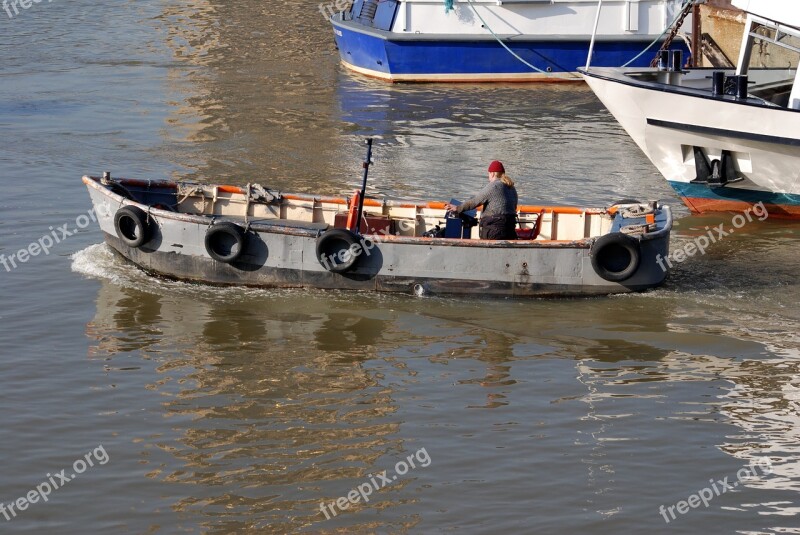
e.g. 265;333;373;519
456;180;518;239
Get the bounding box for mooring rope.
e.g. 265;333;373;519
463;0;581;80
622;0;694;68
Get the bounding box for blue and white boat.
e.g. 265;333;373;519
328;0;689;83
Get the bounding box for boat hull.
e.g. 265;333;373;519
581;67;800;219
84;178;672;297
101;232;669;296
332;18;687;83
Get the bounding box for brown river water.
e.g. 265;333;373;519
2;1;800;533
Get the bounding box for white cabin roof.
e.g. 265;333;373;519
732;0;800;30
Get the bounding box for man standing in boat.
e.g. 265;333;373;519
445;161;518;240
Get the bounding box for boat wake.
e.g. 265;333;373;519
69;243;409;305
71;243;146;288
70;243;257;299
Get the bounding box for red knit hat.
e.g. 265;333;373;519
488;160;505;173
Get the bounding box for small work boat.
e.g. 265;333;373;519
83;144;672;297
581;0;800;218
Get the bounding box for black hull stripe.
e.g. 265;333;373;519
647;118;800;147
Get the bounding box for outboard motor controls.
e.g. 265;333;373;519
443;199;478;239
444;211;477;239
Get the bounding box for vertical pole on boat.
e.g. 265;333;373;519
586;0;603;70
354;138;373;236
690;2;701;68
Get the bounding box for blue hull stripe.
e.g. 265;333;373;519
668;181;800;207
332;23;687;76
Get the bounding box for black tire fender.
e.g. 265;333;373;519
205;222;246;264
316;229;363;273
114;206;152;249
590;232;641;282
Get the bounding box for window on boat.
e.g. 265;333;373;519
740;21;800;109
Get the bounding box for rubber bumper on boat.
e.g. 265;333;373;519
316;228;363;274
205;222;246;264
590;232;641;282
114;206;152;249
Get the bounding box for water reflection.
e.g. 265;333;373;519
151;0;673;206
720;353;800;498
81;254;800;533
155;0;349;190
87;285;164;356
87;278;411;532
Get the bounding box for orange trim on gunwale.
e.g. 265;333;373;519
82;176;627;246
84;176;609;215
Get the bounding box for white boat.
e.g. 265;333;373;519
581;0;800;219
329;0;689;82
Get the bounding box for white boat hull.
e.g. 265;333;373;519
583;68;800;217
580;1;800;218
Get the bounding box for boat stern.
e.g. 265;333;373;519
585;201;673;291
330;9;395;81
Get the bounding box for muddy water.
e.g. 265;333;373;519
2;1;800;533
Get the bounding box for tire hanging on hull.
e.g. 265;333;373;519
590;232;641;282
205;222;246;264
316;228;363;274
114;206;152;249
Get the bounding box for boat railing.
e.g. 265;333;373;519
89;176;636;242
